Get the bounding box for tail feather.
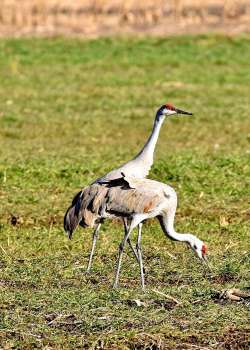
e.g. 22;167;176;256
63;184;109;239
64;190;83;239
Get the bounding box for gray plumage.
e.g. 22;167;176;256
64;175;207;289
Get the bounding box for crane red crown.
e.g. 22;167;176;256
165;103;175;110
201;244;207;256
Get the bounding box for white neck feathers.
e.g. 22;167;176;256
133;117;164;168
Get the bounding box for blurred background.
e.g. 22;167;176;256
0;0;249;37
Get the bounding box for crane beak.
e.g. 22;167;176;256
176;108;193;115
202;254;208;263
201;255;212;271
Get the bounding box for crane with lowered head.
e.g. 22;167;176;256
64;173;207;289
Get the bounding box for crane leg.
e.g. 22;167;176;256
136;223;145;290
127;238;139;262
113;215;142;288
113;227;132;288
86;223;101;273
123;218;140;263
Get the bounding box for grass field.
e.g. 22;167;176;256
0;35;249;349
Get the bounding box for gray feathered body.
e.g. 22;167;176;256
64;176;177;238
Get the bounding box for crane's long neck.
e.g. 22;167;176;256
158;216;193;243
134;117;164;163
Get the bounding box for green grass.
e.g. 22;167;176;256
0;35;249;349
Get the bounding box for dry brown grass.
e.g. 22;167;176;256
0;0;250;37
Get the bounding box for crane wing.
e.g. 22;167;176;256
97;172;136;189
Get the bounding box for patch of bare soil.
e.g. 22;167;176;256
0;278;37;290
45;313;87;333
217;327;250;350
130;327;250;350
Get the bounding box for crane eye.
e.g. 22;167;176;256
193;244;197;250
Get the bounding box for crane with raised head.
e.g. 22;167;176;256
64;174;207;289
84;103;192;272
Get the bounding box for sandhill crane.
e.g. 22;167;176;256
85;103;192;271
64;174;207;289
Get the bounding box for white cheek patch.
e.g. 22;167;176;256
167;109;176;115
166;109;176;116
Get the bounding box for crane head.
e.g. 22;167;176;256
156;103;193;119
188;236;208;263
